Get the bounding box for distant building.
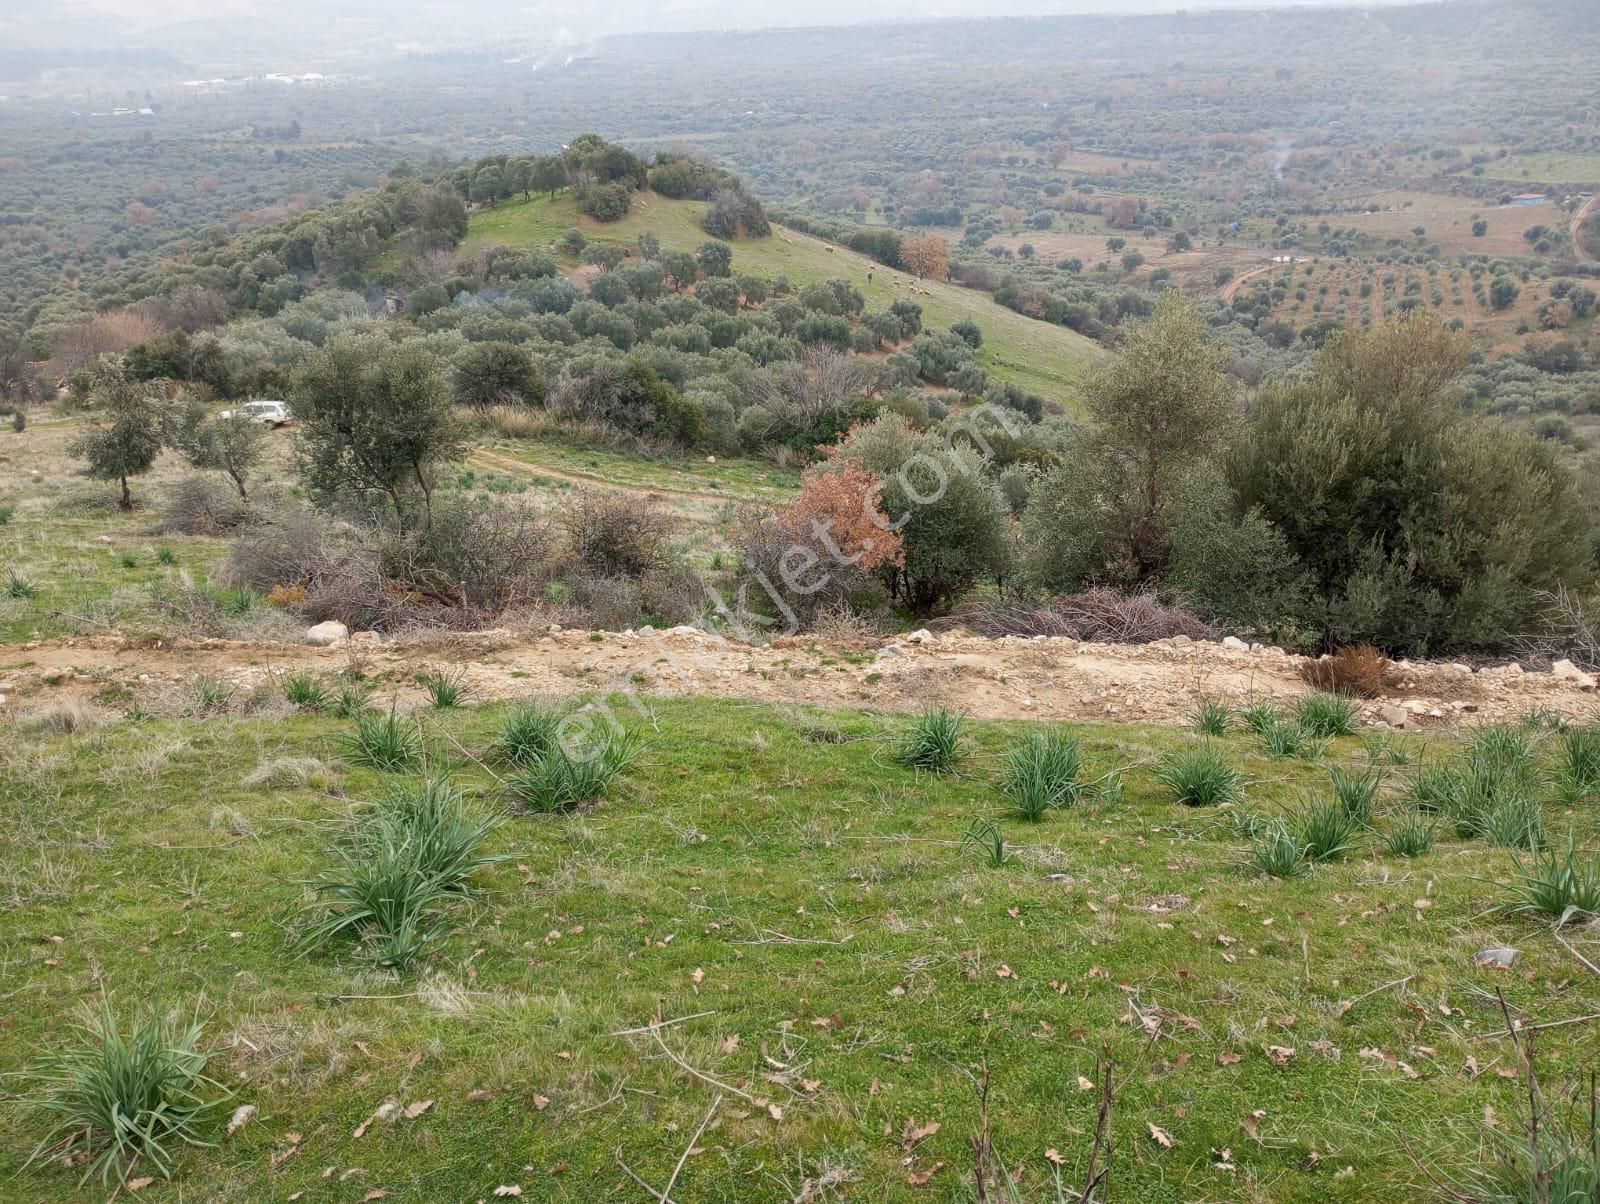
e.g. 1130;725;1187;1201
1511;193;1548;207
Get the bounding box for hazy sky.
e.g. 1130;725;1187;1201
57;0;1411;31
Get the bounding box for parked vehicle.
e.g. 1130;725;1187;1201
218;399;293;427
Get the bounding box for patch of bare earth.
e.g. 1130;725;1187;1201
1;626;1592;730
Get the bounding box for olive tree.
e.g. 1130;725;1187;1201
290;335;465;529
68;358;169;510
1024;292;1237;588
169;399;267;500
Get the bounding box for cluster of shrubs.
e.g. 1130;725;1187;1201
214;488;700;635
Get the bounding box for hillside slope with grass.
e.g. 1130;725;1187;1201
5;684;1600;1202
467;192;1103;410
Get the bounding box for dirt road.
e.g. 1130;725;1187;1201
2;626;1592;730
1570;192;1600;264
1219;261;1281;304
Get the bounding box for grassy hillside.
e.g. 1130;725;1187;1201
3;692;1592;1201
467;192;1103;410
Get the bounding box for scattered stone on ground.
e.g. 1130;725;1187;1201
2;627;1596;728
304;621;349;647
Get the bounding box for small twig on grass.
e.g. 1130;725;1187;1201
610;1011;717;1037
743;928;847;947
1493;1010;1600;1037
1337;975;1413;1014
661;1093;721;1203
1555;929;1600;980
648;1027;761;1105
1393;1127;1476;1204
433;721;508;787
615;1145;667;1202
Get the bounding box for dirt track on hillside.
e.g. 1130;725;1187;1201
2;625;1594;731
1570;192;1600;265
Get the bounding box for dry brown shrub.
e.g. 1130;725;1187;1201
156;475;256;536
565;491;677;578
28;699;107;736
1299;644;1393;698
961;588;1213;644
267;584;307;606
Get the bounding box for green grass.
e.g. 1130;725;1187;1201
339;706;425;773
1188;697;1231;737
480;440;801;504
466;191;1103;409
1153;743;1243;807
2;696;1598;1200
19;1002;227;1189
1483;151;1600;184
896;707;966;774
999;728;1084;819
0;506;227;643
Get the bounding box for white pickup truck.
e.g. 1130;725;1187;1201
218;399;293;427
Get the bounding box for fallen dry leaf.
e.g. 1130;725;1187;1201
271;1134;303;1170
533;1094;551;1111
1147;1122;1174;1149
692;967;705;985
1076;1075;1095;1091
467;1088;493;1102
1218;1051;1242;1065
767;1102;784;1121
902;1118;941;1151
1242;1110;1265;1140
403;1100;434;1121
1267;1045;1296;1067
719;1034;740;1054
906;1162;946;1187
227;1104;256;1136
1045;1148;1066;1165
361;1192;386;1202
493;1187;523;1198
127;1177;155;1192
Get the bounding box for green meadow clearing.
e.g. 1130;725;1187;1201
2;688;1597;1201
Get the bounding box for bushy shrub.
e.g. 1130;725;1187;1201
1229;315;1593;654
832;415;1012;614
157;474;256;536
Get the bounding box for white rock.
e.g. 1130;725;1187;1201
668;624;703;637
304;621;348;647
1378;703;1409;729
905;628;935;645
1552;659;1597;689
1222;636;1249;651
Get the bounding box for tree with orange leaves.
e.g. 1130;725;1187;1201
779;460;903;576
901;233;951;282
734;460;903;630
